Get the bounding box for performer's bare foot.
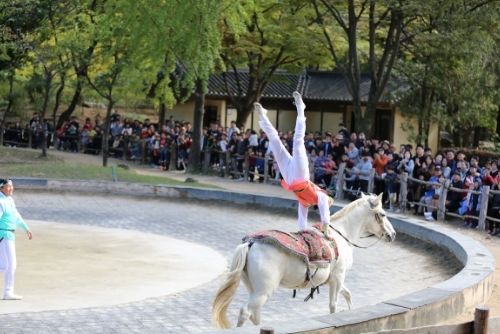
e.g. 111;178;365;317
293;91;306;113
254;103;268;118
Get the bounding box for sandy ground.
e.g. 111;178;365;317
25;149;500;321
0;220;226;314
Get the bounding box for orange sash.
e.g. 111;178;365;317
281;179;326;208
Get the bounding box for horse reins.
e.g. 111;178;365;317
328;213;385;249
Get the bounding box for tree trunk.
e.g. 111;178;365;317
52;72;66;130
56;79;82;129
102;100;114;167
40;69;53;158
496;107;500;137
235;103;255;129
158;102;166;127
0;72;15;147
188;79;205;173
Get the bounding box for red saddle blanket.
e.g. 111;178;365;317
243;224;338;266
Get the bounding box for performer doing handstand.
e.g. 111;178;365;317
254;92;334;235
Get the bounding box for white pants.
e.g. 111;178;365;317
258;103;331;230
0;239;16;297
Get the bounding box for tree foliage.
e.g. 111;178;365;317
220;0;329;126
394;0;499;147
0;0;498;156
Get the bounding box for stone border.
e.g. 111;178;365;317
14;178;495;333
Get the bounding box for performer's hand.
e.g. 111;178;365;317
27;230;33;240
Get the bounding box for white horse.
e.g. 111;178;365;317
212;193;396;329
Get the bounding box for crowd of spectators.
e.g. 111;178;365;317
3;112;500;236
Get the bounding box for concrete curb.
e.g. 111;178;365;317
13;177;495;333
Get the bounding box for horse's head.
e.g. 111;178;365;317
360;193;396;242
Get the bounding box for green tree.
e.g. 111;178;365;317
312;0;405;135
54;0;104;129
0;0;47;145
113;0;228;172
220;0;327;127
394;0;499;147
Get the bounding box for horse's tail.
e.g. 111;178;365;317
212;242;250;329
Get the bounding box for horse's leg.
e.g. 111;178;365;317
340;285;352;310
236;272;253;327
248;290;271;325
239;243;282;326
328;272;345;313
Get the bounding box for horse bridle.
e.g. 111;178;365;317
328;213;386;249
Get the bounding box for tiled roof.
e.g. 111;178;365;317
207;69;391;103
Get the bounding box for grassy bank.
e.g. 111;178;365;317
0;147;213;187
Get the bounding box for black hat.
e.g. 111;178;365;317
0;179;12;187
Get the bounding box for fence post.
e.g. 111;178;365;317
367;168;376;194
399;173;408;213
478;186;491;231
474;306;489;334
260;327;274;334
335;163;345;200
264;155;270;183
438;179;451;222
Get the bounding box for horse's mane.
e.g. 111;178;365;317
330;196;372;221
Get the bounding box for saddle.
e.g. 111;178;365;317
243;224;338;268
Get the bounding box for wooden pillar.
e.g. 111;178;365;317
368;168;376;194
399;173;408;213
260;327;274;334
478;186;490;230
438;179;451;222
474;306;489;334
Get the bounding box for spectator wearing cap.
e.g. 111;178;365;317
0;179;33;300
331;134;345;164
